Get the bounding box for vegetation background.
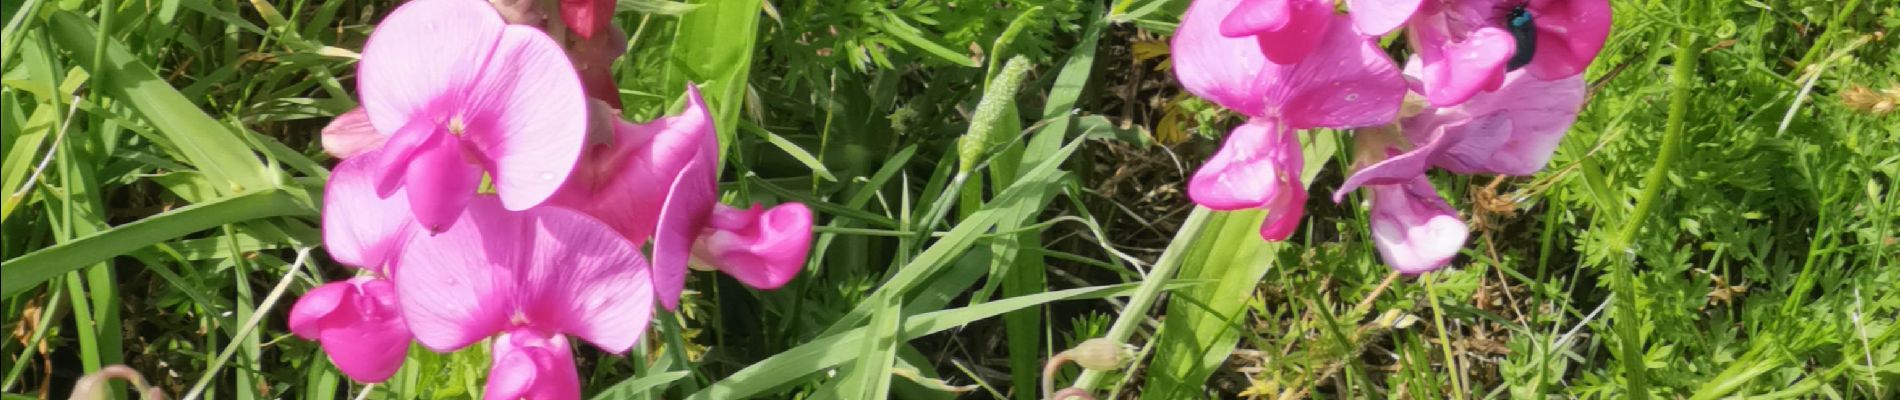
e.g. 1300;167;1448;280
1;0;1896;398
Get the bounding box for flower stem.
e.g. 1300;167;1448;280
1070;207;1213;389
1607;20;1702;400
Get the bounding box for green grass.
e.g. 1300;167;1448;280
3;0;1897;399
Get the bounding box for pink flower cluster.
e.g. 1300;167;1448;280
1174;0;1609;273
290;0;814;397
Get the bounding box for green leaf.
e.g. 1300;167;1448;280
591;371;691;400
670;0;762;165
869;13;979;68
616;0;699;15
0;188;312;296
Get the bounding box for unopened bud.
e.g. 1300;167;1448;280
1066;338;1134;372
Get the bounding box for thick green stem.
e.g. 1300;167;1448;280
1071;207;1212;389
1608;23;1701;400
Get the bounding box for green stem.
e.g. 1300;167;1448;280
1071;207;1213;389
1607;22;1701;400
1424;275;1466;400
659;312;702;394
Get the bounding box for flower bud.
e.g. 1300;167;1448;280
1066;338;1135;372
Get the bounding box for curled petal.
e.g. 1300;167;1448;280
1259;15;1407;129
321;108;385;159
1348;0;1425;36
1257;181;1307;241
1188;119;1299;211
323;150;419;272
1409;25;1514;107
1172;0;1269;115
1367;177;1467;274
651;155;715;311
693;203;814;290
289;278;412;383
486;330;580;400
1524;0;1613;80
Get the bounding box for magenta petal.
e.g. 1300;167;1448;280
1348;0;1423;35
559;0;615;39
464;25;590;212
1416;71;1586;175
356;0;503;136
1409;21;1514;107
1171;0;1268;115
321;108;385;159
1260;15;1407;129
651;155;715;311
292;278;412;383
1189;119;1303;211
1524;0;1612;80
694;203;814;290
486;330;580;400
1219;0;1292;38
1249;0;1332;65
394;199;515;352
1367;177;1467;274
1257;180;1307;241
515;206;654;353
371;119;439;198
323;150;419;272
401;139;482;233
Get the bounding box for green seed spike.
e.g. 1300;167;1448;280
958;56;1032;175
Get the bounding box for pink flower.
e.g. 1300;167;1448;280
1220;0;1335;64
1366;176;1467;274
356;0;589;232
1405;0;1610;106
1175;0;1406;240
1335;66;1586;197
289;277;412;382
396;197;654;400
552;86;814;309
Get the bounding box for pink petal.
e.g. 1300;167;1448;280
322;151;419;272
463;25;590;211
1171;0;1268;115
651;155;715;311
356;0;503;137
1524;0;1612;80
394;199;516;352
559;0;616;39
1257;180;1307;241
1408;17;1514;107
1260;15;1407;129
1348;0;1424;35
1366;177;1467;274
371;119;439;199
321;108;385;159
1189;120;1290;210
693;203;814;290
292;278;412;383
486;329;580;400
1418;71;1586;175
1248;0;1333;65
515;206;654;353
1334;122;1460;201
1219;0;1292;38
401;137;482;233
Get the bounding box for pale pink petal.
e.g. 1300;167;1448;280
693;203;814;290
321;108;385;159
356;0;502;136
1366;177;1467;274
291;278;412;383
401;138;482;233
394;199;516;352
486;330;580;400
1248;0;1332;65
1171;0;1268;115
1524;0;1612;80
651;155;715;311
1188;120;1292;210
559;0;616;39
463;25;590;211
514;206;654;353
1348;0;1424;35
1408;19;1513;107
1218;0;1292;38
322;151;419;272
1417;71;1585;175
1260;15;1407;129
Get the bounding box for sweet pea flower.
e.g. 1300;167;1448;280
290;151;421;382
1406;0;1610;106
1336;65;1587;196
356;0;589;232
552;86;814;310
1366;175;1468;274
396;198;653;400
1175;0;1406;240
